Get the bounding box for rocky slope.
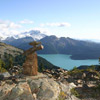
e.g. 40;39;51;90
0;42;60;71
0;42;23;59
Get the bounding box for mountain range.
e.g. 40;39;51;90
1;30;46;50
1;30;46;41
1;31;100;60
38;36;100;60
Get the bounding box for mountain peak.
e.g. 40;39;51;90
49;35;58;39
2;30;47;42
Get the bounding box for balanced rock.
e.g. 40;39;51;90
23;52;38;76
23;41;43;76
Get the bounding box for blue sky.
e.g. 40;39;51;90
0;0;100;40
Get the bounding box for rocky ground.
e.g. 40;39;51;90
0;67;100;100
0;72;78;100
43;68;100;100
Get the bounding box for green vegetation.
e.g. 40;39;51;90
8;57;13;69
95;84;100;92
58;91;66;100
0;52;59;73
68;65;100;76
38;56;59;71
70;88;80;98
3;53;14;69
38;62;45;72
99;57;100;64
86;65;96;71
0;52;22;70
0;59;7;73
67;66;84;75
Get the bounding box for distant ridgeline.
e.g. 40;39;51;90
2;35;100;60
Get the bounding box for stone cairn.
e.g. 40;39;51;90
23;41;44;76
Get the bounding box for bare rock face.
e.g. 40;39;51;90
28;78;60;100
23;53;38;76
0;83;16;100
0;82;34;100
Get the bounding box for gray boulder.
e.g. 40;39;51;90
5;82;34;100
0;83;16;100
0;74;4;80
28;78;60;100
0;72;10;78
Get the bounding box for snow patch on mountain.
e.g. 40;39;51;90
2;30;47;41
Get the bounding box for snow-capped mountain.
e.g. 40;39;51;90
13;30;47;40
3;30;47;41
2;30;47;49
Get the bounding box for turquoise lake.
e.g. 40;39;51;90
39;54;99;70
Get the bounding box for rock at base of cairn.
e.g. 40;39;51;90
23;53;38;76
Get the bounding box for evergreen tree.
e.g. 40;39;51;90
7;57;13;69
99;57;100;64
38;62;45;72
0;59;6;72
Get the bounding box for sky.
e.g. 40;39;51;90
0;0;100;41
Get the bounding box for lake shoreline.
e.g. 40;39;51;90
38;53;99;60
39;54;99;70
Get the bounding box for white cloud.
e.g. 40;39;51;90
40;22;71;27
0;20;22;29
19;19;34;24
0;19;52;40
0;19;22;39
26;27;51;35
0;20;10;24
9;22;22;29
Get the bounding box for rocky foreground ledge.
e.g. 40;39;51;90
1;66;100;100
0;72;79;100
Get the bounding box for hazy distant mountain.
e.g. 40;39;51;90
2;30;46;40
2;35;100;60
2;30;47;49
14;30;46;40
3;36;34;50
